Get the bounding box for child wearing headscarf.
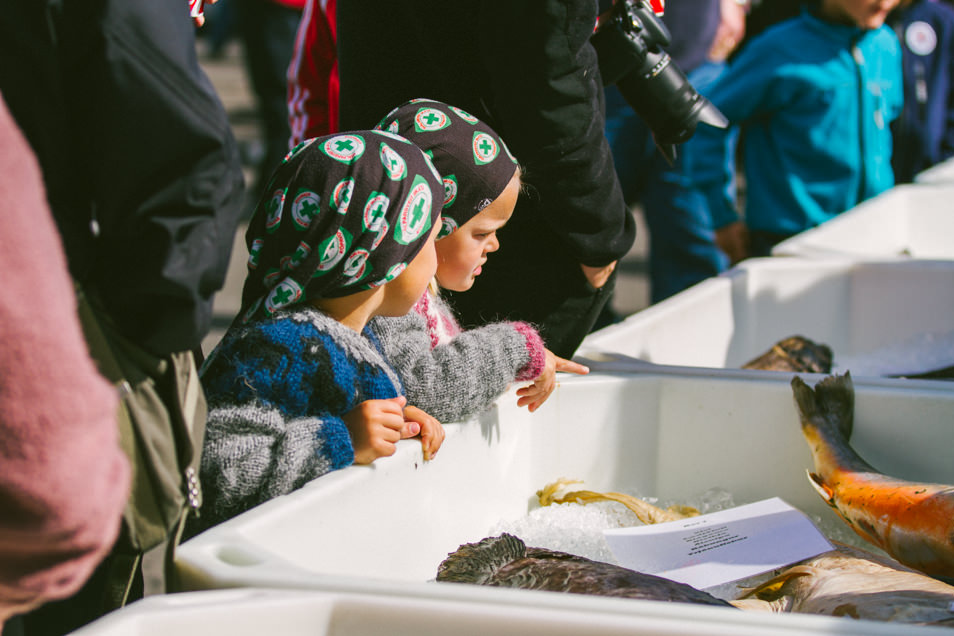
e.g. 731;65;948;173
196;130;444;528
369;99;589;425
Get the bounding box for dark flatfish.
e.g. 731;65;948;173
437;533;734;608
743;335;833;373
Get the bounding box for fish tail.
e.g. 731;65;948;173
437;533;526;585
791;372;855;439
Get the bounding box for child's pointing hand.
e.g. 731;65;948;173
516;350;589;413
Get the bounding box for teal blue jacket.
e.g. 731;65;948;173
700;11;903;235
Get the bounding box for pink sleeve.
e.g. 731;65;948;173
512;322;547;381
0;98;130;616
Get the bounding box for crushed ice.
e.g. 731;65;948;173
488;484;879;601
832;329;954;377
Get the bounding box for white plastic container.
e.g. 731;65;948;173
770;185;954;260
915;156;954;184
71;587;804;636
71;583;948;636
577;258;954;378
174;372;954;636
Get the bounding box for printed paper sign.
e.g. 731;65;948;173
603;497;833;589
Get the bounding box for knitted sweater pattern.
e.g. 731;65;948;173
197;306;403;527
368;291;545;424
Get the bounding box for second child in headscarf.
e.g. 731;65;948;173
196;131;445;529
369;99;589;426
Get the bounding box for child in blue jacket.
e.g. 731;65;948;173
698;0;905;260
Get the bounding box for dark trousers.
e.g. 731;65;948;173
235;0;302;194
9;557;144;636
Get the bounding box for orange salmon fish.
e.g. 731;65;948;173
791;373;954;581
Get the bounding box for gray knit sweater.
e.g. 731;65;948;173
195;307;404;530
368;292;545;423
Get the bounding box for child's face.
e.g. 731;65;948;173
820;0;900;29
435;173;520;292
377;220;443;317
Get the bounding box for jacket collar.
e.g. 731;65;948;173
801;7;873;44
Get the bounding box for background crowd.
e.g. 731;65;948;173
1;0;952;634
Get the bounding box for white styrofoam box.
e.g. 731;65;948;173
70;583;954;636
770;184;954;260
915;156;954;184
577;258;954;375
174;372;954;636
70;587;818;636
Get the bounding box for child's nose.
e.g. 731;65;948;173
486;235;500;253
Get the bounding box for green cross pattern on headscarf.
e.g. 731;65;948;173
375;98;518;239
239;131;443;323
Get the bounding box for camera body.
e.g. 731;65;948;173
591;0;728;159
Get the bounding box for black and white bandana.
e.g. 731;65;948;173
239;130;443;323
375;98;518;239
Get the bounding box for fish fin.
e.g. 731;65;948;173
814;372;854;438
735;566;816;601
436;534;527;585
791;373;854;439
806;470;836;504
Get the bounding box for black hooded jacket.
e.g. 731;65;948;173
0;0;244;356
337;0;635;269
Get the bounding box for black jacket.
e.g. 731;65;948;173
0;0;244;355
337;0;635;268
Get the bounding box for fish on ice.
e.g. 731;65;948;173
791;372;954;580
743;335;833;373
732;542;954;628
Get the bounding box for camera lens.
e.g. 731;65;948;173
615;51;729;147
591;0;728;161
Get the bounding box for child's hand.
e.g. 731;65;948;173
516;349;589;413
716;221;749;265
344;396;409;464
403;404;445;461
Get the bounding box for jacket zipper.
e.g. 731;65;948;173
851;38;866;205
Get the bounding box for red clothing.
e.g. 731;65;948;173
287;0;338;144
0;96;129;621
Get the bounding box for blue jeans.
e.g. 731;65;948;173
604;61;731;304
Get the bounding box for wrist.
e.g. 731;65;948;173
512;322;546;381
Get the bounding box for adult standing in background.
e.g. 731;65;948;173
889;0;954;182
0;1;245;633
602;0;749;306
287;0;338;143
234;0;305;202
336;1;636;358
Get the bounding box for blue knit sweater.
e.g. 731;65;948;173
196;306;403;528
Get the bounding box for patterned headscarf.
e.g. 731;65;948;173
375;99;518;239
239;131;443;323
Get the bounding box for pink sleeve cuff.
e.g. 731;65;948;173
513;322;546;381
